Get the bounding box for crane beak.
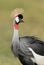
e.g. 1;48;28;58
19;19;24;23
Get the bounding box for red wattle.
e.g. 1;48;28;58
14;24;19;30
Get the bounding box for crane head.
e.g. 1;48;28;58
10;8;24;24
14;14;24;24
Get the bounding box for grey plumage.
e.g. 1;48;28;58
11;36;44;65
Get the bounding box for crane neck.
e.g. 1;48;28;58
12;23;19;43
13;23;19;38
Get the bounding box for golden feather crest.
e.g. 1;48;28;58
10;8;24;19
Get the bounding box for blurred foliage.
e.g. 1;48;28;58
0;0;44;65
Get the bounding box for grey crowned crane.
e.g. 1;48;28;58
11;8;44;65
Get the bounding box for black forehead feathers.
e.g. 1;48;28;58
18;14;23;19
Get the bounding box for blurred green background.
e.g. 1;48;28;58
0;0;44;65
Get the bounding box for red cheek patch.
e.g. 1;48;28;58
14;24;19;30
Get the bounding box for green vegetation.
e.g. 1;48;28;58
0;0;44;65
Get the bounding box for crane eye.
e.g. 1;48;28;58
18;14;23;19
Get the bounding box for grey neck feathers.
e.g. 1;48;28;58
12;28;19;44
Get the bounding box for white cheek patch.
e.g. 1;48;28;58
15;17;19;23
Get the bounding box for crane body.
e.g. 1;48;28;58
11;8;44;65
